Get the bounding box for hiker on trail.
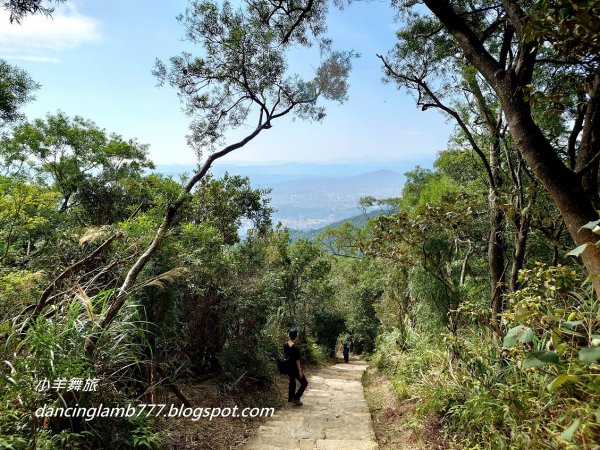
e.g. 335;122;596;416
283;327;308;406
343;341;350;363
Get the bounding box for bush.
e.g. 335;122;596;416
371;264;600;449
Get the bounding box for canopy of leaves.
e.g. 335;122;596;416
186;172;273;244
0;59;38;130
153;0;353;153
0;111;154;221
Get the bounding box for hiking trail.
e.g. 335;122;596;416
244;360;379;450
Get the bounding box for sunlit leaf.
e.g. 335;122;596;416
504;325;534;348
547;374;578;392
522;351;559;369
580;219;600;230
566;243;588;257
578;347;600;365
559;419;580;441
563;320;583;330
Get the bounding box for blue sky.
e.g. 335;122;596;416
0;0;452;166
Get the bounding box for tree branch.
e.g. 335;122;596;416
378;54;496;189
94;121;272;339
575;150;600;177
422;0;503;86
20;232;123;328
281;0;314;45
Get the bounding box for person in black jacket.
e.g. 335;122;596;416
343;341;350;363
283;327;308;406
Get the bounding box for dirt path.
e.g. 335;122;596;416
243;360;378;450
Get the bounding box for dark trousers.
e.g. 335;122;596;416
343;351;349;363
288;370;308;401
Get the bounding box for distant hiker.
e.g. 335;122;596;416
283;327;308;406
343;342;350;363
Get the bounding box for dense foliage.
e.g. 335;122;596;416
1;0;599;449
0;0;354;447
340;152;600;448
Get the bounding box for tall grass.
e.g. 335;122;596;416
0;292;162;449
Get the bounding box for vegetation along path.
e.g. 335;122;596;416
244;360;378;450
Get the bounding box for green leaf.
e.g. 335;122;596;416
503;325;534;348
559;419;580;441
520;327;534;343
547;374;579;392
522;351;559;369
567;243;588;257
578;347;600;365
563;320;583;330
596;407;600;424
579;219;600;231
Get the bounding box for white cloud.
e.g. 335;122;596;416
0;54;62;63
0;5;101;62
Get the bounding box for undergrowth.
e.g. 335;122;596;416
371;264;600;449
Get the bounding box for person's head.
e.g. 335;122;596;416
288;327;298;341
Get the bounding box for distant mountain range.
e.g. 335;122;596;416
157;159;432;186
156;160;425;230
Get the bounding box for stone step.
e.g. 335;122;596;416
243;362;379;450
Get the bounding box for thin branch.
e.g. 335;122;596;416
568;94;586;170
18;232;123;329
281;0;314;45
378;54;496;189
576;150;600;177
98;122;271;329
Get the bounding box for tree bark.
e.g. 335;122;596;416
460;241;472;285
496;78;600;296
488;141;505;320
575;71;600;209
510;218;529;292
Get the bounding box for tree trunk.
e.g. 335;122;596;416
510;218;529;292
421;0;600;297
496;78;600;296
575;71;600;209
459;241;472;285
465;69;508;320
489;190;505;319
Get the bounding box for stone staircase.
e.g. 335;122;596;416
244;361;379;450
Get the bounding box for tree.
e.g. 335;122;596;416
0;59;38;133
0;176;59;264
2;0;65;23
85;0;353;340
392;0;600;296
185;173;272;245
0;111;154;220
